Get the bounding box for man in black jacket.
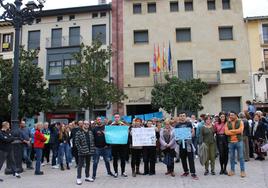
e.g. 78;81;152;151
0;121;21;182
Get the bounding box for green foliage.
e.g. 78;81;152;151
0;47;54;119
61;40;127;110
151;75;209;114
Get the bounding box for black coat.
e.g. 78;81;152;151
252;121;267;140
0;130;15;152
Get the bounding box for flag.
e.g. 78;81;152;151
162;43;167;71
152;44;156;73
157;44;161;72
168;41;172;72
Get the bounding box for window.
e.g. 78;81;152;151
69;27;80;46
219;26;233;40
221;97;241;113
69;15;75;20
28;30;40;50
133;3;142;14
134;30;149;44
262;24;268;43
134;62;150;77
184;0;193;11
177;60;193;80
57;16;63;22
49;84;61;103
51;28;62;47
100;12;106;17
264;50;268;70
92;24;106;44
221;59;236;73
170;1;179;12
2;33;13;52
176;28;191;42
207;0;216;10
49;61;62;75
92;12;98;18
64;59;77;67
222;0;230;10
148;2;156;13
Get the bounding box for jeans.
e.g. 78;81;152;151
216;135;229;171
77;155;91;179
93;147;112;178
23;145;32;168
111;145;127;174
42;143;50;163
163;148;175;173
143;146;156;174
0;150;17;175
228;141;245;172
35;148;43;173
58;143;70;165
180;147;196;174
51;143;59;166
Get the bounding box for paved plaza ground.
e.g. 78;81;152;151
1;158;268;188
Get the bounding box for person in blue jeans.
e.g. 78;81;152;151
92;117;115;179
58;124;71;171
224;111;246;178
34;123;47;175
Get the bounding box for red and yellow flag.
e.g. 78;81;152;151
157;44;161;72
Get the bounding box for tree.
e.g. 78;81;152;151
60;40;127;114
151;75;209;115
0;47;54;120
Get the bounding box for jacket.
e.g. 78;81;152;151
159;128;176;150
0;130;15;152
252;121;267;140
75;128;95;156
34;129;47;149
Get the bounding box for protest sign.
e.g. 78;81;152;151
132;127;156;147
105;126;129;144
175;128;192;149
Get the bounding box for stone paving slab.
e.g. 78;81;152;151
1;158;268;188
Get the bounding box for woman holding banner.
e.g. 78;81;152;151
143;120;157;175
129;118;143;177
111;113;128;178
160;120;176;177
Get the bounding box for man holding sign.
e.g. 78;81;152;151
175;112;198;180
108;113;129;178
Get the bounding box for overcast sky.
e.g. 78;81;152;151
1;0;268;17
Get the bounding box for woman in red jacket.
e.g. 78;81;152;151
34;123;47;175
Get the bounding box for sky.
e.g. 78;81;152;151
1;0;268;18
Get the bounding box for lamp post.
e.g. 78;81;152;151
0;0;45;174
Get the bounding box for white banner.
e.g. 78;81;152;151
132;127;156;147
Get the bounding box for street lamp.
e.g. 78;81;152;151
0;0;45;174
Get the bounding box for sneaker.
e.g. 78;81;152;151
76;179;82;185
170;172;175;177
121;172;128;177
41;163;45;167
14;173;21;178
52;165;59;169
240;171;246;178
0;178;3;182
165;171;171;175
211;171;216;175
191;174;199;180
114;173;118;178
204;170;209;176
224;170;228;175
181;172;189;177
228;171;235;176
85;177;94;182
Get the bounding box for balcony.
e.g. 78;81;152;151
46;35;83;48
260;34;268;46
153;70;221;86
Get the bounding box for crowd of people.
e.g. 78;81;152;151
0;101;268;185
